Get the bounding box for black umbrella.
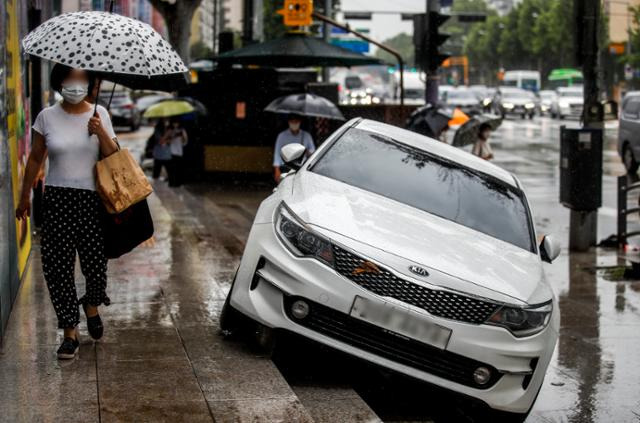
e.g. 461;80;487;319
265;93;345;120
215;33;385;68
405;104;453;139
452;114;503;147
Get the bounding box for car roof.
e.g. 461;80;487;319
353;119;518;187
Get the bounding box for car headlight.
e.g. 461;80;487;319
525;103;535;109
502;102;514;109
275;203;334;266
486;301;552;337
482;98;491;106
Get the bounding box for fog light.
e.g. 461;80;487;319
291;300;310;319
473;367;492;385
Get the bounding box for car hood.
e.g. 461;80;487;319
558;96;583;104
289;172;543;303
502;98;533;105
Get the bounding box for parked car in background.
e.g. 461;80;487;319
550;86;583;119
494;87;537;119
98;88;141;131
538;90;557;115
222;118;560;423
136;92;173;114
443;87;481;115
618;91;640;173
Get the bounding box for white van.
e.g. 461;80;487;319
503;70;541;93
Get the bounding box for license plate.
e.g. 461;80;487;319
349;296;452;350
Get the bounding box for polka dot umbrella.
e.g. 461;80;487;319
22;11;189;92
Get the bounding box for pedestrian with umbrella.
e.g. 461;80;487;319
143;100;195;185
16;9;187;359
452;114;503;161
265;93;344;182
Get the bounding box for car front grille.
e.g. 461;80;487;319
284;296;502;389
332;245;500;325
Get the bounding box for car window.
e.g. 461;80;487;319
624;98;640;115
311;128;535;252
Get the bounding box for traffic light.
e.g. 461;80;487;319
278;0;313;26
413;11;450;72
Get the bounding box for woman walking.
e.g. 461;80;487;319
15;64;118;359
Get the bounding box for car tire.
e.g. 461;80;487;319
219;269;245;335
623;144;639;174
521;114;525;119
528;113;534;119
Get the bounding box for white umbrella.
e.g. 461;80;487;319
22;11;188;91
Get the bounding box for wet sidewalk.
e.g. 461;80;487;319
0;182;372;423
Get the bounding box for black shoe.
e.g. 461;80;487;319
82;301;104;340
57;337;80;360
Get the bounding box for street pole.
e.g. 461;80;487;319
570;0;602;251
425;0;440;105
322;0;331;82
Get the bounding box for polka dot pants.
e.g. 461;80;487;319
42;186;109;329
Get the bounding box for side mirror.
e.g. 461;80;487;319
539;235;561;263
280;143;306;170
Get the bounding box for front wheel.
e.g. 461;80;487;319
623;144;639;174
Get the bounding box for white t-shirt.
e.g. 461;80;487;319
273;129;315;167
32;102;116;191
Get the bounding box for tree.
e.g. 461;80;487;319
190;41;214;60
374;33;414;67
148;0;203;64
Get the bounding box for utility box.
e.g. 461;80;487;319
559;126;603;211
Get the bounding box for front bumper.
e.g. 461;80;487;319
229;223;559;413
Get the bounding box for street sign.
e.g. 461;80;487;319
609;42;625;55
331;26;348;34
277;0;313;26
331;39;370;53
625;63;633;81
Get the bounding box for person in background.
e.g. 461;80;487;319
166;117;188;187
151;118;172;181
471;123;494;161
273;114;315;182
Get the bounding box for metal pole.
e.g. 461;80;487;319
322;0;331;82
425;0;440;105
619;175;628;248
213;0;218;54
569;0;602;251
312;12;404;105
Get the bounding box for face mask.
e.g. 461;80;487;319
289;122;300;132
60;82;88;104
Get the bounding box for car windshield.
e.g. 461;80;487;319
559;89;582;97
311;128;535;251
502;91;528;99
447;90;477;100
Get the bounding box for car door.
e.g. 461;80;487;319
621;97;640;156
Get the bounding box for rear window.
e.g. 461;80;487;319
310;128;535;252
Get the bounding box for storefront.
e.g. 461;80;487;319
0;0;32;343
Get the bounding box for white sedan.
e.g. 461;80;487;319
220;118;560;422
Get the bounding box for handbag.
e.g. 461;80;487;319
102;198;154;259
95;148;153;214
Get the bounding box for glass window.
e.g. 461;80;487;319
311;128;535;252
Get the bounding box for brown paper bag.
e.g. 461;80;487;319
95;149;153;214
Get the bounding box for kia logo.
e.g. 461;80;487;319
409;265;429;277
